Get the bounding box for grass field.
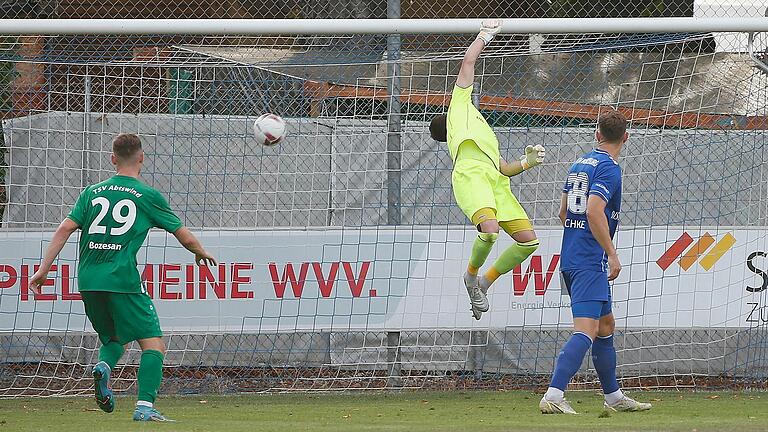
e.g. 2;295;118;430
0;391;764;432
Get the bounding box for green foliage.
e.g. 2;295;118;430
0;38;16;114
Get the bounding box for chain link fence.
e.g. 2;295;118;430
1;4;767;397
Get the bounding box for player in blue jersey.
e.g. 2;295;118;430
540;111;652;414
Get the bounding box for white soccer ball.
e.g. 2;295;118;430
253;113;286;146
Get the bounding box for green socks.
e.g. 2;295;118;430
99;341;124;370
485;239;540;283
99;344;164;406
468;232;498;275
137;349;164;405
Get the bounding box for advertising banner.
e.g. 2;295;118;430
1;227;766;332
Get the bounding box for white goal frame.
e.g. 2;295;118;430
1;18;768;35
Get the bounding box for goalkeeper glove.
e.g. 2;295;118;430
520;144;545;170
477;20;502;45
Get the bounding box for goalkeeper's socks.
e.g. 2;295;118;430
477;275;494;295
592;334;621;395
137;349;164;405
468;232;498;275
549;332;592;392
99;341;124;370
482;239;539;289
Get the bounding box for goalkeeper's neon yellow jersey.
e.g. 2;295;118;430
446;84;500;169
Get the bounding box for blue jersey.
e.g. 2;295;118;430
560;149;622;272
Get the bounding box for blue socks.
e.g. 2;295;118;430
592;334;620;394
547;332;622;401
550;332;592;391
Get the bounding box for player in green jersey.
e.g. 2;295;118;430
429;20;546;320
29;133;216;422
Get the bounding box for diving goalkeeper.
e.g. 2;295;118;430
430;20;545;320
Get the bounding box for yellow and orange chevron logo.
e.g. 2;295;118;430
656;232;736;271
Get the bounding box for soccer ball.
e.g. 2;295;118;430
253;113;286;146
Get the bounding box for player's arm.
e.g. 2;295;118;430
499;145;546;177
586;196;621;281
456;20;501;88
559;193;568;225
29;218;80;294
149;190;217;266
173;227;217;266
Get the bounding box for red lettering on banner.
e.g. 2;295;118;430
185;265;195;299
142;265;155;298
5;261;377;301
199;264;226;299
513;255;560;296
343;261;370;298
269;262;309;298
313;262;339;298
61;264;81;300
159;264;181;300
231;263;254;299
0;265;17;289
21;265;29;300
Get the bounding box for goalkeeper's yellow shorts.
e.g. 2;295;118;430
451;155;529;227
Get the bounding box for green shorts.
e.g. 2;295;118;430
452;157;529;224
81;291;162;345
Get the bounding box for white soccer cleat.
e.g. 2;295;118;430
478;275;492;295
604;395;652;412
539;396;578;415
464;272;489;320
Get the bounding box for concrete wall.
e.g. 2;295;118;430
4;111;767;229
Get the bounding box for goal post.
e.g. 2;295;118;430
2;18;768;34
1;20;767;397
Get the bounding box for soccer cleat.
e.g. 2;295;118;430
539;396;578;415
470;307;482;321
478;275;493;295
604;395;652;412
133;406;176;422
92;361;115;413
464;272;489;319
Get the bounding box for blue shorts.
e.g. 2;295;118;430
571;300;612;319
561;270;612;320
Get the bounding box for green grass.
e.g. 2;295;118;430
0;391;764;432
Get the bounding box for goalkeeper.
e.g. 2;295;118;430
430;20;545;320
29;133;216;422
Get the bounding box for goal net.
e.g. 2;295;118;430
1;22;767;397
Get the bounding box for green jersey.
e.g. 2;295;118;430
67;175;183;293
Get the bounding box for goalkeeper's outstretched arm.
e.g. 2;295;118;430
500;145;546;177
456;20;501;88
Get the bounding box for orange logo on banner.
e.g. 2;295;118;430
656;232;736;271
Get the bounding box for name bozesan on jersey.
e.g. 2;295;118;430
88;241;123;251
